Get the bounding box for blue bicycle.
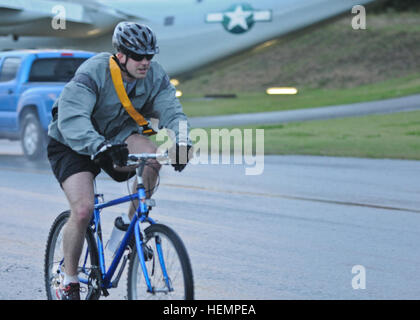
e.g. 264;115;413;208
44;153;194;300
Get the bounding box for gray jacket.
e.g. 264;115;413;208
48;52;190;156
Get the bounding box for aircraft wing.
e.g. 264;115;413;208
0;0;143;38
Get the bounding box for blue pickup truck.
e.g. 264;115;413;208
0;49;96;160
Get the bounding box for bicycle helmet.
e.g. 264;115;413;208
112;22;159;57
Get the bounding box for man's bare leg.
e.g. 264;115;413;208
124;134;161;219
61;171;95;279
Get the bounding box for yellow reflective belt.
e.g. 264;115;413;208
109;56;156;136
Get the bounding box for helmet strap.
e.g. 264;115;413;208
112;53;136;80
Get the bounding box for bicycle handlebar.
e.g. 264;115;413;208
126;152;171;166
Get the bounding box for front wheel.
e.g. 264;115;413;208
127;223;194;300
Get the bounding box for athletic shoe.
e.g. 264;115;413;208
56;282;81;300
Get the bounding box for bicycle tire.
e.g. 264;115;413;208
44;210;101;300
126;223;194;300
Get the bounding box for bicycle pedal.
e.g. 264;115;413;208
102;288;110;297
115;216;129;231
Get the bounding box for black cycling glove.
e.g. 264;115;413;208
169;143;193;172
94;141;129;167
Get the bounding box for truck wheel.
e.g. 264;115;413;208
20;112;46;161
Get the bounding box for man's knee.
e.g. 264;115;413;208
70;202;94;226
62;171;95;226
147;158;161;172
125;134;158;154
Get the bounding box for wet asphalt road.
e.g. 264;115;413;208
0;142;420;300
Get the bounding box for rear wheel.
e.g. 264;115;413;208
44;211;101;300
20;112;46;160
127;223;194;300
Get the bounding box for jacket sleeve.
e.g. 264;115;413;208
57;80;105;155
146;71;191;145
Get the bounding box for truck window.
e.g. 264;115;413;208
0;57;21;82
28;58;87;82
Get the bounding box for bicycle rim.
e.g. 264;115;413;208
44;211;100;300
127;224;194;300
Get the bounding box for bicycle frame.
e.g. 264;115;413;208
77;154;173;294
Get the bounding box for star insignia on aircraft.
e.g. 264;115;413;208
206;3;272;34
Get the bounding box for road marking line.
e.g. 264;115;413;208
162;183;420;214
0;166;418;214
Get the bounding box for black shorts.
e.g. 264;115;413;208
47;137;135;185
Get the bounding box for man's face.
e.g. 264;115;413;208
126;56;151;79
118;53;151;79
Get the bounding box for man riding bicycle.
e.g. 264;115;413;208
47;22;192;300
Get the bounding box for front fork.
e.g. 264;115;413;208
134;186;173;293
